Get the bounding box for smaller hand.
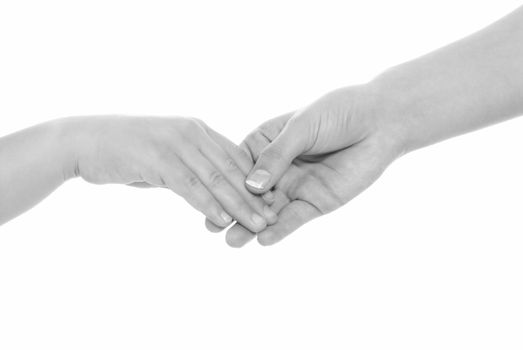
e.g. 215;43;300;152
69;116;276;232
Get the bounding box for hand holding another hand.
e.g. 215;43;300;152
210;84;407;246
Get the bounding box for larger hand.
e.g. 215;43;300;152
224;109;401;246
212;84;406;246
242;85;405;194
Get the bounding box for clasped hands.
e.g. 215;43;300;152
65;83;406;247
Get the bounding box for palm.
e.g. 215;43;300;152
225;115;396;247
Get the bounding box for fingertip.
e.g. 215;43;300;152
220;211;233;225
263;205;278;225
205;218;225;233
257;230;280;246
245;169;272;193
250;213;268;233
205;209;233;231
226;224;255;248
209;210;233;229
226;235;248;248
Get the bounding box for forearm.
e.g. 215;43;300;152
372;6;523;154
0;119;77;225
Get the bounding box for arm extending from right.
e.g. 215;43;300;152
226;5;523;246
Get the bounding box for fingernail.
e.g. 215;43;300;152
251;213;266;227
263;205;277;222
246;170;271;190
221;212;232;224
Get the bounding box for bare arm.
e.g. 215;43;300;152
0;117;275;229
374;5;523;154
0;120;73;225
224;6;523;246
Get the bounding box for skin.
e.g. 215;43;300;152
226;111;397;247
0;116;276;230
213;5;523;247
3;6;523;246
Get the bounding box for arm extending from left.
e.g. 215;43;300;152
0;116;276;229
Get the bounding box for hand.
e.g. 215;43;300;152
207;84;407;246
66;116;276;232
243;85;406;194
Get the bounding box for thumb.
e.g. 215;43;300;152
245;117;308;193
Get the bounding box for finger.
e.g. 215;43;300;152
205;218;225;233
225;222;256;248
199;135;277;224
240;112;294;162
203;198;275;235
206;128;277;214
162;160;234;228
224;188;291;247
257;200;321;246
268;189;290;213
224;196;312;248
239;142;253;162
204;127;254;174
180;147;268;233
256;142;391;246
262;191;275;205
245;115;309;194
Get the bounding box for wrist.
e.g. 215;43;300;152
52;117;94;181
365;67;429;156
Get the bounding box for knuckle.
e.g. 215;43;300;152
204;203;220;218
221;195;244;214
189;116;205;126
244;130;259;143
224;157;239;171
208;170;225;187
190;117;208;132
235;144;254;166
242;129;276;162
241;138;259;161
249;128;269;143
180;117;205;136
252;129;271;145
186;175;201;188
257;124;278;141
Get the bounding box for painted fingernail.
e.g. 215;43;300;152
263;205;277;222
251;213;266;227
246;170;271;190
221;212;232;224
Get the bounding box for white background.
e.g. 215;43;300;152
1;1;523;349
